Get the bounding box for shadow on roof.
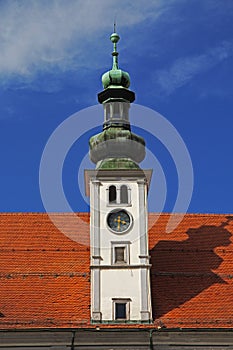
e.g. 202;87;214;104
150;216;233;319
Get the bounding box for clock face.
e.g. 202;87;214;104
107;210;131;233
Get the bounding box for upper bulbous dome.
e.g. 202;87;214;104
102;69;130;89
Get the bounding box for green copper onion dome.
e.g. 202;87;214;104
101;32;131;89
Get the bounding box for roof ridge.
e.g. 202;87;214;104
0;212;90;215
0;212;232;216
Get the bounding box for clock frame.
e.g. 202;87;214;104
107;209;132;234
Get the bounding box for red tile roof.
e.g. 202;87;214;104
0;212;233;329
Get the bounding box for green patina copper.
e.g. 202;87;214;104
88;30;146;170
102;70;130;89
101;31;130;89
89;126;146;166
97;158;140;170
110;32;120;70
89;127;145;149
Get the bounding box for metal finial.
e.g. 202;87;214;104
110;22;120;70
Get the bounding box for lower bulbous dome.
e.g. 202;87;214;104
89;127;145;165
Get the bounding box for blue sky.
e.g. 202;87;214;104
0;0;232;214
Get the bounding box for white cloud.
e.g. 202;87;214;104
0;0;172;83
155;41;233;95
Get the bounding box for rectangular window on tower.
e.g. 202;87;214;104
115;247;125;263
112;299;131;321
116;303;126;319
111;242;130;265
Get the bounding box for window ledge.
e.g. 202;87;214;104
90;264;152;269
107;203;132;207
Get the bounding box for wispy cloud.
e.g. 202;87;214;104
0;0;173;86
155;41;233;95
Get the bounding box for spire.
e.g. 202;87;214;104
110;23;120;70
101;28;130;90
89;30;145;170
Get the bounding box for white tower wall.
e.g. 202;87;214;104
87;171;152;322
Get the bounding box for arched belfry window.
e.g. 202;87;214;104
109;185;116;203
108;184;131;205
120;185;128;204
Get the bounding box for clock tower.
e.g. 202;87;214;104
85;30;152;323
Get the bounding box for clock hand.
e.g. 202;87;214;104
116;215;121;231
113;215;128;231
